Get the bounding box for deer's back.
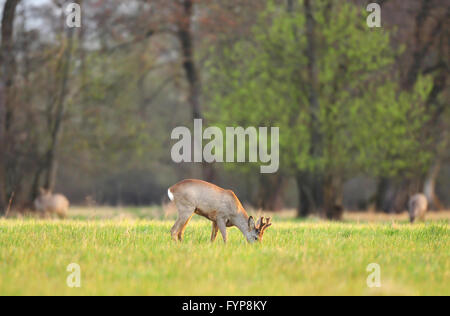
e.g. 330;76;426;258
35;194;70;214
408;193;427;219
170;179;239;215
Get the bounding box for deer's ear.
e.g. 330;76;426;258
248;216;256;230
256;217;262;229
39;187;46;195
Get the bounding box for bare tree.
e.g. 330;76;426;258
0;0;20;213
175;0;215;181
43;29;75;191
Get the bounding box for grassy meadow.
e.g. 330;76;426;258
0;207;449;296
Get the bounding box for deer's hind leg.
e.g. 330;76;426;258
171;205;194;241
210;221;219;242
177;213;194;241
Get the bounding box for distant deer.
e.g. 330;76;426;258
168;179;272;243
34;188;70;219
408;193;428;223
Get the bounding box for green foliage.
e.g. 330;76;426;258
354;75;434;178
205;1;432;179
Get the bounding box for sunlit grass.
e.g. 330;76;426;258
0;212;448;296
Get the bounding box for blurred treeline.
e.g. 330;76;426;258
0;0;448;217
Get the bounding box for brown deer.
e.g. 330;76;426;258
168;179;272;243
408;193;428;223
34;188;70;219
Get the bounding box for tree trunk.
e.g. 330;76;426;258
257;174;286;211
323;174;343;220
423;159;444;210
30;166;44;202
0;0;20;213
178;2;202;121
43;28;74;191
296;0;322;218
402;0;432;91
374;177;416;213
304;0;320;152
296;172;322;217
286;0;294;12
423;125;448;211
374;177;387;211
177;0;215;182
0;85;6;212
386;178;424;213
296;173;311;217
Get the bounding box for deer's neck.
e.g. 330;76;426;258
232;208;251;239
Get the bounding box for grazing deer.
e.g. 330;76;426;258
34;188;70;219
168;179;272;243
408;193;428;223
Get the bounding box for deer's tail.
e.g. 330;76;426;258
168;188;174;201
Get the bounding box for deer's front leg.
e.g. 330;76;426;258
217;218;227;243
210;221;219;242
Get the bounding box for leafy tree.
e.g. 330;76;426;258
205;0;432;217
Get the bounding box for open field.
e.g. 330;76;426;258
0;209;449;296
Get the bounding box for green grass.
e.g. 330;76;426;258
0;217;448;295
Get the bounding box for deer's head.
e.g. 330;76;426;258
247;216;272;243
39;187;51;197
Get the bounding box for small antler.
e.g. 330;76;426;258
261;217;272;233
